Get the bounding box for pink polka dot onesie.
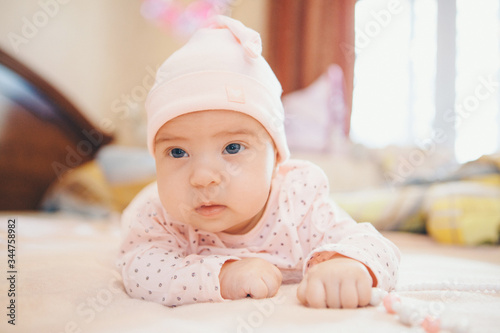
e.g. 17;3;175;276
117;159;401;307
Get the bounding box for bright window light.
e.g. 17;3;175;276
455;0;500;163
351;0;500;164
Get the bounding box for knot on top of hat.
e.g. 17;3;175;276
212;15;262;58
242;37;262;59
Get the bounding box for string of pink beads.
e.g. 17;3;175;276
370;288;470;333
370;281;500;331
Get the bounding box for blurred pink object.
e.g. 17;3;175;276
283;64;348;154
141;0;235;38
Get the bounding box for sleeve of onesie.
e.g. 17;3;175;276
295;164;401;291
117;184;239;307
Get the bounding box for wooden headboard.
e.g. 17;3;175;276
0;48;113;210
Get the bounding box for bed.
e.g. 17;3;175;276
1;37;499;333
1;211;499;333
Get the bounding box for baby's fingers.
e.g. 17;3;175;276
296;280;307;305
261;266;282;297
297;279;326;308
357;277;373;307
325;281;340;309
339;281;358;309
247;278;269;299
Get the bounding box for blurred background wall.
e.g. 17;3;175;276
0;0;269;145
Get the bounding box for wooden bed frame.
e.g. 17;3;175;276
0;48;113;210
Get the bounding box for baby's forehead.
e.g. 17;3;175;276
156;109;273;141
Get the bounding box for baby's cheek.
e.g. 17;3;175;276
225;160;243;177
234;170;267;195
238;175;271;213
158;181;184;213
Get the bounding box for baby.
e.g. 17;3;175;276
118;16;400;309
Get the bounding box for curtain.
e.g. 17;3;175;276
267;0;356;135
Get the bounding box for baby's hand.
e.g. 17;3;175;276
219;258;282;300
297;256;373;309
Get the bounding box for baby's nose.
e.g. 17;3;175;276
189;159;223;188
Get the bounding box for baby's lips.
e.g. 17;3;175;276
195;204;226;217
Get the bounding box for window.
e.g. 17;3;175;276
351;0;500;164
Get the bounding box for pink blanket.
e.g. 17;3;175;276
1;212;499;333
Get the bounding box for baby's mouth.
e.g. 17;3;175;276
195;203;226;217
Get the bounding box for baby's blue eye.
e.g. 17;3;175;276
169;148;188;158
224;143;244;155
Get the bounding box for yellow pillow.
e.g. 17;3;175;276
426;181;500;245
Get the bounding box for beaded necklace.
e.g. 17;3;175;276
370;282;500;332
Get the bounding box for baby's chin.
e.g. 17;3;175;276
174;217;230;233
167;204;263;234
183;218;251;235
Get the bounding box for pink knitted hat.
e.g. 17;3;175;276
145;15;290;164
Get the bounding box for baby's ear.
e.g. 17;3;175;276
272;150;280;177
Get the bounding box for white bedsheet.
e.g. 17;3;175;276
0;212;499;333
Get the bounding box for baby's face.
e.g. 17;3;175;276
154;110;277;234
